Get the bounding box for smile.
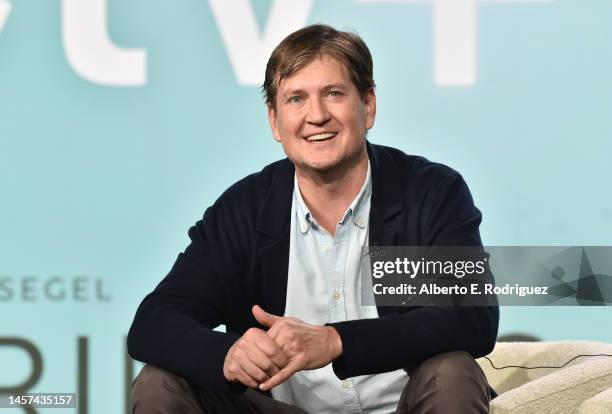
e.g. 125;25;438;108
305;132;337;142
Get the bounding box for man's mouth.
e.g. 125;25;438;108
305;132;337;142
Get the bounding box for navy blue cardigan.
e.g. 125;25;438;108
127;142;499;394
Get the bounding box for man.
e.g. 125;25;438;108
128;24;498;413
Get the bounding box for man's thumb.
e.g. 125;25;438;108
252;304;277;328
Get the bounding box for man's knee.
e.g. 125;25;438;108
414;350;485;390
132;364;181;399
132;364;203;414
398;351;489;414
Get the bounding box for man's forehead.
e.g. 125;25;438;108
277;56;351;92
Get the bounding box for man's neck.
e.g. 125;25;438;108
296;152;369;237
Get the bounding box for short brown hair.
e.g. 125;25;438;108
262;24;375;108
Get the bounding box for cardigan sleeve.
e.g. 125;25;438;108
328;172;499;379
127;192;250;394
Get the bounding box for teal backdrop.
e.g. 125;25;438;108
1;0;611;412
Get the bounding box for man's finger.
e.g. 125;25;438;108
247;345;281;377
266;317;293;341
259;359;302;391
268;326;294;354
240;355;270;385
233;366;260;389
252;304;280;328
268;347;290;369
254;338;290;369
266;320;281;340
251;328;289;366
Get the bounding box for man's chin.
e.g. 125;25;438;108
300;162;337;174
295;157;354;177
294;151;366;176
290;157;329;172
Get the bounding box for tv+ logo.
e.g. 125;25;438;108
0;0;554;87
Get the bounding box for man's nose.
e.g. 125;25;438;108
306;97;331;125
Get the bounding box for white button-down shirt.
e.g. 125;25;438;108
270;160;409;413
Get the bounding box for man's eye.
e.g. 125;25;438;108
329;90;343;97
289;96;303;103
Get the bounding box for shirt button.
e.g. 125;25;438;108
355;217;365;226
342;380;350;389
333;292;341;300
322;245;332;253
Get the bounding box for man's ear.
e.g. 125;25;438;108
267;104;282;142
364;89;376;130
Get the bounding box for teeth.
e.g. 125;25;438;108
306;133;337;142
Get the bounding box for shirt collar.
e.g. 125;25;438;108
293;160;371;235
346;160;371;229
294;175;317;234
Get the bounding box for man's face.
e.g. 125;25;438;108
268;55;376;174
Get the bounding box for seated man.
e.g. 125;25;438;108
128;24;498;414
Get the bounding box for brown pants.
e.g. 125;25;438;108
132;351;491;414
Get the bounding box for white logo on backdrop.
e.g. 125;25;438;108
209;0;314;86
61;0;147;86
0;0;552;87
0;0;11;33
358;0;554;86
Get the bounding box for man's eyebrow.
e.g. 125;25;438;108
321;83;349;92
282;83;349;97
283;88;308;97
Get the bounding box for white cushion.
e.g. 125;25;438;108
579;387;612;414
478;341;612;394
476;341;612;414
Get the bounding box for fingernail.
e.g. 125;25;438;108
259;383;267;390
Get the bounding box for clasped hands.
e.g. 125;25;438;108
223;305;343;391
